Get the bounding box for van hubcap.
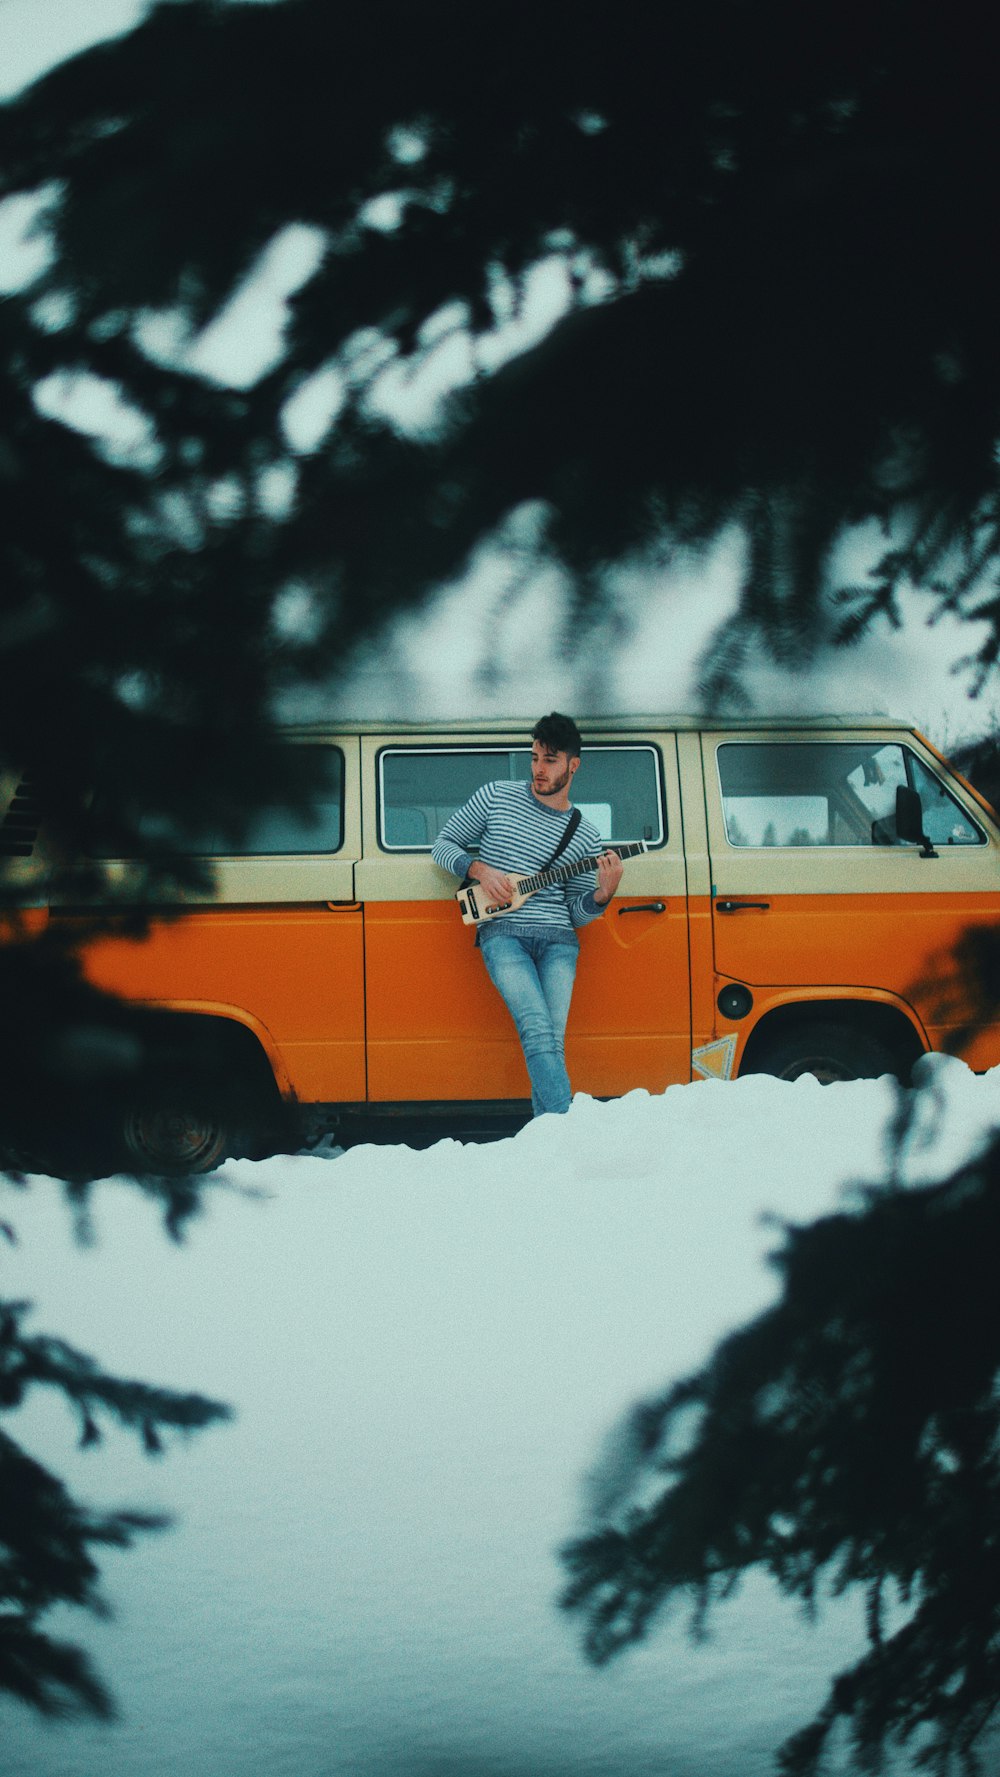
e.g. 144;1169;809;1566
121;1104;227;1173
778;1054;856;1085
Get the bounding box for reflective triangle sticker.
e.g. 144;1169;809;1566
691;1034;738;1081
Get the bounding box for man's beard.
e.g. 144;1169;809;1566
534;766;572;796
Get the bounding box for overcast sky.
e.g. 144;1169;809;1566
0;0;151;99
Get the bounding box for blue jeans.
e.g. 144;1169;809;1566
480;930;578;1115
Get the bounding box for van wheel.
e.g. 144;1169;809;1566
118;1086;233;1175
744;1020;899;1085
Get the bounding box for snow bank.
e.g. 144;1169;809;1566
3;1060;1000;1777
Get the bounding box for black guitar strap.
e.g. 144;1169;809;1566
460;804;581;889
539;804;581;872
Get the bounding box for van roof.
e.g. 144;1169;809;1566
279;713;915;738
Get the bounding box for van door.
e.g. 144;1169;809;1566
702;729;1000;1067
356;733;692;1103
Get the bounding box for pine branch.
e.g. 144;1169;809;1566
561;1142;1000;1773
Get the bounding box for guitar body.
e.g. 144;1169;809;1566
456;873;539;927
456;841;648;927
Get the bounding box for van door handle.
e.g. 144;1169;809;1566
716;900;770;913
618;901;666;914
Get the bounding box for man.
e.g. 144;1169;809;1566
432;713;623;1115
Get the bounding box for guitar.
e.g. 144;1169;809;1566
456;841;649;927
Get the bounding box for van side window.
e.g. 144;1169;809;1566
379;745;665;849
717;742;984;847
91;745;345;857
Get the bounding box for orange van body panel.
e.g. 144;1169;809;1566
76;905;367;1102
686;893;717;1057
0;910;47;941
710;889;1000;1067
714;982;925;1072
363;897;693;1101
570;895;692;1093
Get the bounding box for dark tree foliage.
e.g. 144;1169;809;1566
0;0;997;1004
1;0;999;1745
953;738;1000;820
560;1118;1000;1775
1;0;999;720
0;1289;228;1718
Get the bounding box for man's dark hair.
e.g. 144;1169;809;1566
532;712;582;758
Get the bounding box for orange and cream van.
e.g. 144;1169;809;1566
3;715;999;1170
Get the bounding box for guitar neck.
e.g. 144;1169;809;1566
521;840;647;895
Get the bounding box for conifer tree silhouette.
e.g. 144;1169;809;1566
1;0;1000;1746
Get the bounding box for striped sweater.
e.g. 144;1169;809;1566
432;780;606;941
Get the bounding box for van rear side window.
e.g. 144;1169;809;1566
379;745;665;849
718;742;984;847
91;745;345;857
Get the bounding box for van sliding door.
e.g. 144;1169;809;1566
357;734;691;1103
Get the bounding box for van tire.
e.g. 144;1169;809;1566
742;1019;900;1085
118;1084;233;1175
104;1015;290;1176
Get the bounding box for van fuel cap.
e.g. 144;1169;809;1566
717;983;753;1020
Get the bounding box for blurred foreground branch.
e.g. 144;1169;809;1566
561;1114;1000;1774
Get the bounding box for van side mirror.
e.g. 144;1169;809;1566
896;785;938;858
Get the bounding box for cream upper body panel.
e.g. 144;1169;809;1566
6;715;991;910
354;729;685;903
47;736;361;908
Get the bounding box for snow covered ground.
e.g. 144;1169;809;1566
3;1057;1000;1777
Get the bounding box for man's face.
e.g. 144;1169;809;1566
531;741;578;797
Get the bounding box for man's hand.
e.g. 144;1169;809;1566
594;850;623;906
467;860;514;904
